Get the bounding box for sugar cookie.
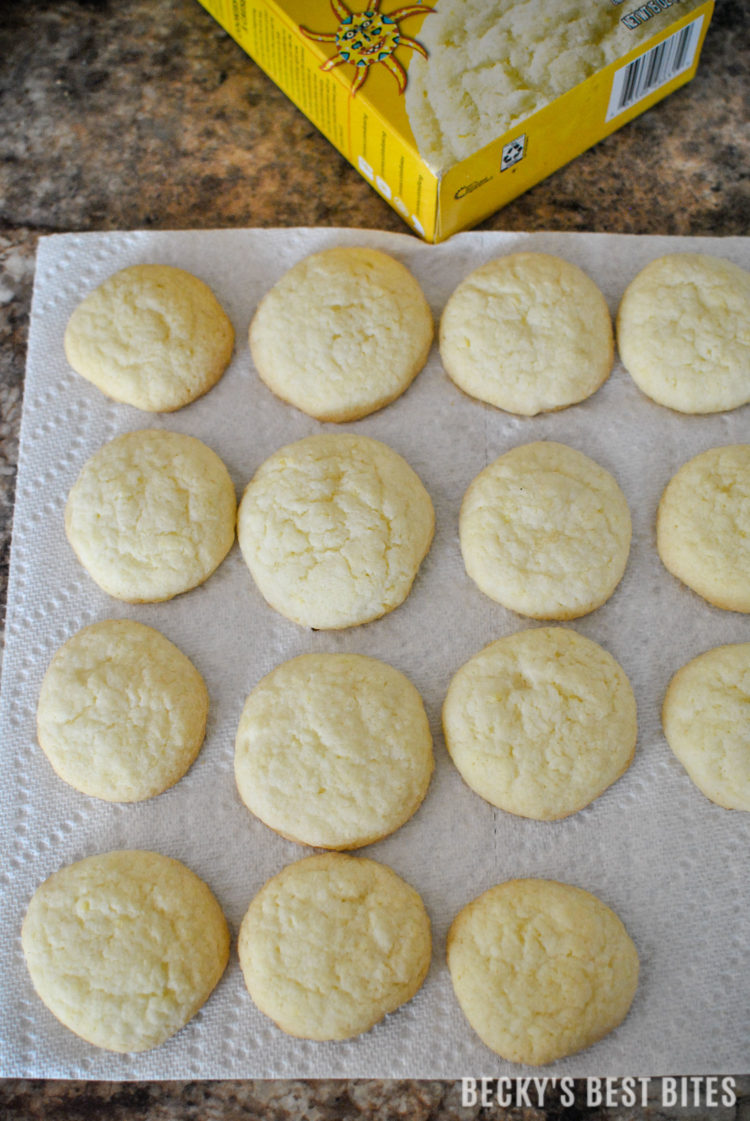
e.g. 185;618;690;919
238;853;431;1041
617;253;750;413
656;444;750;612
237;433;434;629
65;428;236;602
440;253;613;415
22;850;230;1053
443;628;636;820
64;264;234;412
37;620;209;802
662;643;750;811
249;247;433;421
447;878;639;1065
235;652;433;848
459;441;631;619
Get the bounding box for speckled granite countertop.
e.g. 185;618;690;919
1;0;748;1117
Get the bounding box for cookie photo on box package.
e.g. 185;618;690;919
196;0;713;240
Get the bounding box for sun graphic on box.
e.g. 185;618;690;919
300;0;435;96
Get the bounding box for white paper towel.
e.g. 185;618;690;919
1;227;748;1079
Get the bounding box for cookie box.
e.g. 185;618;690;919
194;0;713;242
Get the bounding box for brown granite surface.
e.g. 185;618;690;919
0;1078;746;1121
1;0;748;1117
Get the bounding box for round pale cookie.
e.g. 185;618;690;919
617;253;750;413
37;619;209;802
22;850;230;1053
249;247;433;422
64;264;234;412
443;628;636;820
65;428;236;602
447;878;639;1066
459;442;631;620
235;652;433;848
238;853;431;1041
440;253;613;416
662;643;750;811
237;433;434;629
656;444;750;612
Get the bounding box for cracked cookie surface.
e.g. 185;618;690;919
662;642;750;810
238;852;431;1041
443;627;636;820
22;850;230;1053
37;619;209;802
235;652;433;848
447;878;639;1065
64;264;234;412
617;253;750;414
440;253;613;416
64;428;236;602
249;247;433;422
459;441;631;620
237;433;434;629
657;444;750;612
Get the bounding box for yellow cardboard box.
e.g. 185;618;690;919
196;0;714;242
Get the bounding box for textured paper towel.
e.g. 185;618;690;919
1;227;748;1079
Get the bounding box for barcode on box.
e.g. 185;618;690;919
606;15;705;121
